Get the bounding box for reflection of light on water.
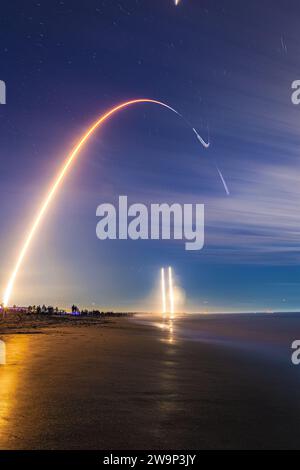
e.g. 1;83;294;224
130;311;178;344
160;316;175;344
157;313;178;424
0;336;29;443
168;321;174;344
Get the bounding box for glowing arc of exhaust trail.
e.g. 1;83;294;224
3;100;168;306
2;98;213;307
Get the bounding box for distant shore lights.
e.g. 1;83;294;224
161;267;175;318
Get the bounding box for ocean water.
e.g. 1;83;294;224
132;312;300;363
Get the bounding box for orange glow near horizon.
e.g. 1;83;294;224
3;98;178;307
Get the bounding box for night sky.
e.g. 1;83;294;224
1;0;300;312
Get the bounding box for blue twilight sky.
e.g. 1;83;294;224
1;0;300;312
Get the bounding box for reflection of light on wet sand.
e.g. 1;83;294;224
0;336;29;444
156;315;179;435
0;340;5;365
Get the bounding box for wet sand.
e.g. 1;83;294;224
1;314;300;450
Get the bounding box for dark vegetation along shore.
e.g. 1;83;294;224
0;310;131;334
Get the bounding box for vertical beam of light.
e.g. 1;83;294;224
168;266;175;318
161;268;166;316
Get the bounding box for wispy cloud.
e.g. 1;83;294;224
203;160;300;263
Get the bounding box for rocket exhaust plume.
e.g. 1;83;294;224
3;98;221;307
168;267;175;317
161;268;166;315
192;127;210;149
216;165;230;196
161;266;175;317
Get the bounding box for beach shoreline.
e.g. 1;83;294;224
0;311;132;335
1;314;300;449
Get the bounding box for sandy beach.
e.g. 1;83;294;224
0;313;300;450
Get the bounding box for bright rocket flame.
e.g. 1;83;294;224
3;98;184;307
161;268;166;315
174;0;181;5
168;266;175;317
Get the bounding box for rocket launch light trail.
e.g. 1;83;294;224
161;266;175;317
168;267;175;317
161;268;166;315
2;98;222;307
